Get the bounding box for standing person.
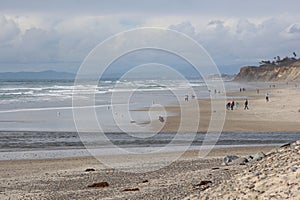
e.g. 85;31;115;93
231;100;235;110
265;93;269;102
185;95;189;101
226;102;231;110
244;99;249;110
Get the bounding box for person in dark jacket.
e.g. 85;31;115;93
231;100;235;110
244;99;249;110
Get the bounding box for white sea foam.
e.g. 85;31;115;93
0;80;206;105
0;104;128;114
0;79;210;132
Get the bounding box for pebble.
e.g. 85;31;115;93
222;155;240;165
260;175;267;179
198;140;300;199
255;172;260;176
248;184;255;189
231;157;249;165
290;166;297;172
252;152;265;161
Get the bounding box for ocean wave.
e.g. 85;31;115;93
0;79;206;106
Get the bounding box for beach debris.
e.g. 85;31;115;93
141;180;149;183
195;180;212;186
193;180;212;191
222;155;239;165
211;167;219;170
123;188;140;192
88;182;109;188
85;168;96;172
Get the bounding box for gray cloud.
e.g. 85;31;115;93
0;15;20;43
1;0;300;17
0;1;300;73
169;17;300;72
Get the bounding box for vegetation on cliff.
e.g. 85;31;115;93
234;53;300;81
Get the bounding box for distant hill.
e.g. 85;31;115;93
234;57;300;82
0;70;76;80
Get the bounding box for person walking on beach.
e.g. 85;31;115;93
244;99;249;110
230;100;235;110
184;95;189;101
226;102;231;110
265;93;269;102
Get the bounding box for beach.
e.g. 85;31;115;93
0;82;299;199
0;146;275;199
152;82;300;133
2;1;300;199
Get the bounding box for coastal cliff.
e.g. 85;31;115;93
234;58;300;82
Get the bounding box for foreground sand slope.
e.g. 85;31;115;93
190;140;300;200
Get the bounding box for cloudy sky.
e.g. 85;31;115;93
1;0;300;73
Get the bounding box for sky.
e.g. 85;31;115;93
1;0;300;74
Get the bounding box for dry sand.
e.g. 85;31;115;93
188;140;300;200
151;82;300;132
0;146;274;200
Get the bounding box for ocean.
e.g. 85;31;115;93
0;79;298;160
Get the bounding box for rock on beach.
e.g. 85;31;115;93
187;140;300;199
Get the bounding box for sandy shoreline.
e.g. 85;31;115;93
151;82;300;132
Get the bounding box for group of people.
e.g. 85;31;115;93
226;91;270;111
226;101;235;110
184;94;195;101
226;99;249;110
239;88;246;92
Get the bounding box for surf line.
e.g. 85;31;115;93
0;104;129;114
